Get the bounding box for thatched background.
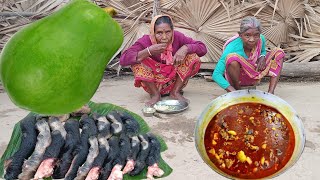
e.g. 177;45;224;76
1;0;320;66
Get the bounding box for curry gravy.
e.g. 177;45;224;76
204;103;295;179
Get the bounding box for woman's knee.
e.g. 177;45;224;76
227;61;241;71
271;48;285;61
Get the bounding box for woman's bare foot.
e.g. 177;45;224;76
145;94;161;106
268;90;274;94
169;92;189;103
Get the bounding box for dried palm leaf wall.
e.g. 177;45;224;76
0;0;68;49
285;4;320;62
1;0;320;63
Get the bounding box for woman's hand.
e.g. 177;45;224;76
226;86;237;92
136;43;167;63
148;43;167;56
256;56;266;71
173;45;188;65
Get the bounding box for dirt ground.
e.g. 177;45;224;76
0;76;320;180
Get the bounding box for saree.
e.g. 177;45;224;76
224;35;285;86
131;54;200;95
131;15;201;95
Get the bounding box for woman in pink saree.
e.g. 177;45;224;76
120;15;207;106
212;16;285;94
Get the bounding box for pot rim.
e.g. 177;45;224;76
195;89;306;179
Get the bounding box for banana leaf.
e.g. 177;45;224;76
0;101;173;179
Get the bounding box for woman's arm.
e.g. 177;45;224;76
136;43;168;63
212;56;232;90
120;35;154;66
256;34;267;71
260;34;267;56
120;36;168;66
119;41;145;66
136;49;151;63
175;31;207;57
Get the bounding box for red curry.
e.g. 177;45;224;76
204;103;295;179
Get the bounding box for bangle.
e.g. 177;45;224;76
146;47;152;56
259;54;266;58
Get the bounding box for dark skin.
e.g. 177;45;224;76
226;28;283;94
136;23;190;106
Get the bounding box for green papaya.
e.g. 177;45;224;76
0;0;123;115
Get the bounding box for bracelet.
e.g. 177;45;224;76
146;47;152;56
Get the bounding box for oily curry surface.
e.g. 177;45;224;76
204;103;295;179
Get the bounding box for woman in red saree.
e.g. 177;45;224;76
120;15;207;106
212;16;285;94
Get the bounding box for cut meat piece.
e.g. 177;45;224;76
99;136;120;179
106;111;124;135
118;111;140;137
65;115;98;180
145;133;161;165
86;114;111;180
94;114;112;139
4;114;37;180
34;116;67;179
114;134;131;166
18;118;52;180
129;134;151;176
52;118;80;179
86;136;109;180
145;133;164;179
76;136;99;180
107;134;131;179
130;136;141;162
123;136;140;174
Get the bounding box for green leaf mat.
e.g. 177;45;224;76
0;102;172;179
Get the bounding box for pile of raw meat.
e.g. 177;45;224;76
4;106;164;180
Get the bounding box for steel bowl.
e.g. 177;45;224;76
142;106;156;117
154;99;189;114
195;89;305;179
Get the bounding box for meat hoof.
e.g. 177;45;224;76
107;164;123;180
34;158;55;179
122;159;135;174
85;167;100;180
147;163;164;180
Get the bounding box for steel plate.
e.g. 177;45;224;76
154;99;189;114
